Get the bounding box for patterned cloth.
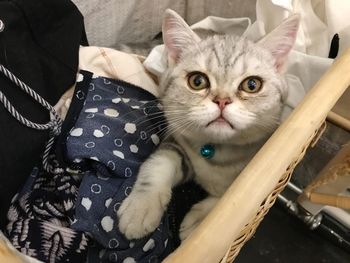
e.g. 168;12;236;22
63;70;173;262
7;71;174;262
6;167;90;263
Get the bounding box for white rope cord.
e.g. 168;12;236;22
0;64;63;174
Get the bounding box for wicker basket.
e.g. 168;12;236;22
163;48;350;263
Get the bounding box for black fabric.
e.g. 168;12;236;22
0;0;87;229
168;181;208;247
328;34;339;59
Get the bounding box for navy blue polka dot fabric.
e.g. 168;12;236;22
65;71;173;262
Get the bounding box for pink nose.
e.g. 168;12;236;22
214;97;232;110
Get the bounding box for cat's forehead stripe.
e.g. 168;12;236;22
201;37;252;80
226;51;245;73
212;47;222;67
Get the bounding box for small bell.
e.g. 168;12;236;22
200;144;215;159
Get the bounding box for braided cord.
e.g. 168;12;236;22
0;64;63;173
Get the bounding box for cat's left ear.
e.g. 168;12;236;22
259;14;300;72
162;9;200;64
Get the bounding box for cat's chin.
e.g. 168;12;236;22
176;122;240;143
201;124;271;145
173;120;270;145
173;124;235;143
206;117;234;129
203;124;239;141
177;126;267;145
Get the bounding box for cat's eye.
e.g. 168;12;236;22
239;77;263;93
187;72;210;91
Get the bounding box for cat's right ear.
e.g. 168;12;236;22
162;9;200;64
258;14;300;73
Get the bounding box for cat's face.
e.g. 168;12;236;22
160;10;299;145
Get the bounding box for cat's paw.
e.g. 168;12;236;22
179;197;218;241
117;189;171;240
179;207;204;241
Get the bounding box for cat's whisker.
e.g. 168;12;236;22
142;119;186;144
178;121;195;136
162;120;193;141
134;111;188;127
108;100;188;122
136;116;189;144
114;103;170;121
141;118;179;136
157;119;186;139
154;126;170;140
133;113;165;126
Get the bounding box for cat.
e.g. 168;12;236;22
117;9;300;241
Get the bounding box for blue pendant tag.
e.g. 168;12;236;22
200;144;215;159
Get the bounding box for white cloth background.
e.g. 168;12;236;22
257;0;350;118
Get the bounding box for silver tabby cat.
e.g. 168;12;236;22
117;9;299;241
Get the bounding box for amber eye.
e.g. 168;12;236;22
187;72;210;91
239;77;263;93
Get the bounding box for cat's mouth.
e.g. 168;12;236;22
206;116;234;129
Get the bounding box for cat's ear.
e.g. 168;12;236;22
162;9;200;64
259;14;300;72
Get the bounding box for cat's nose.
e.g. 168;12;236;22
213;97;232;111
